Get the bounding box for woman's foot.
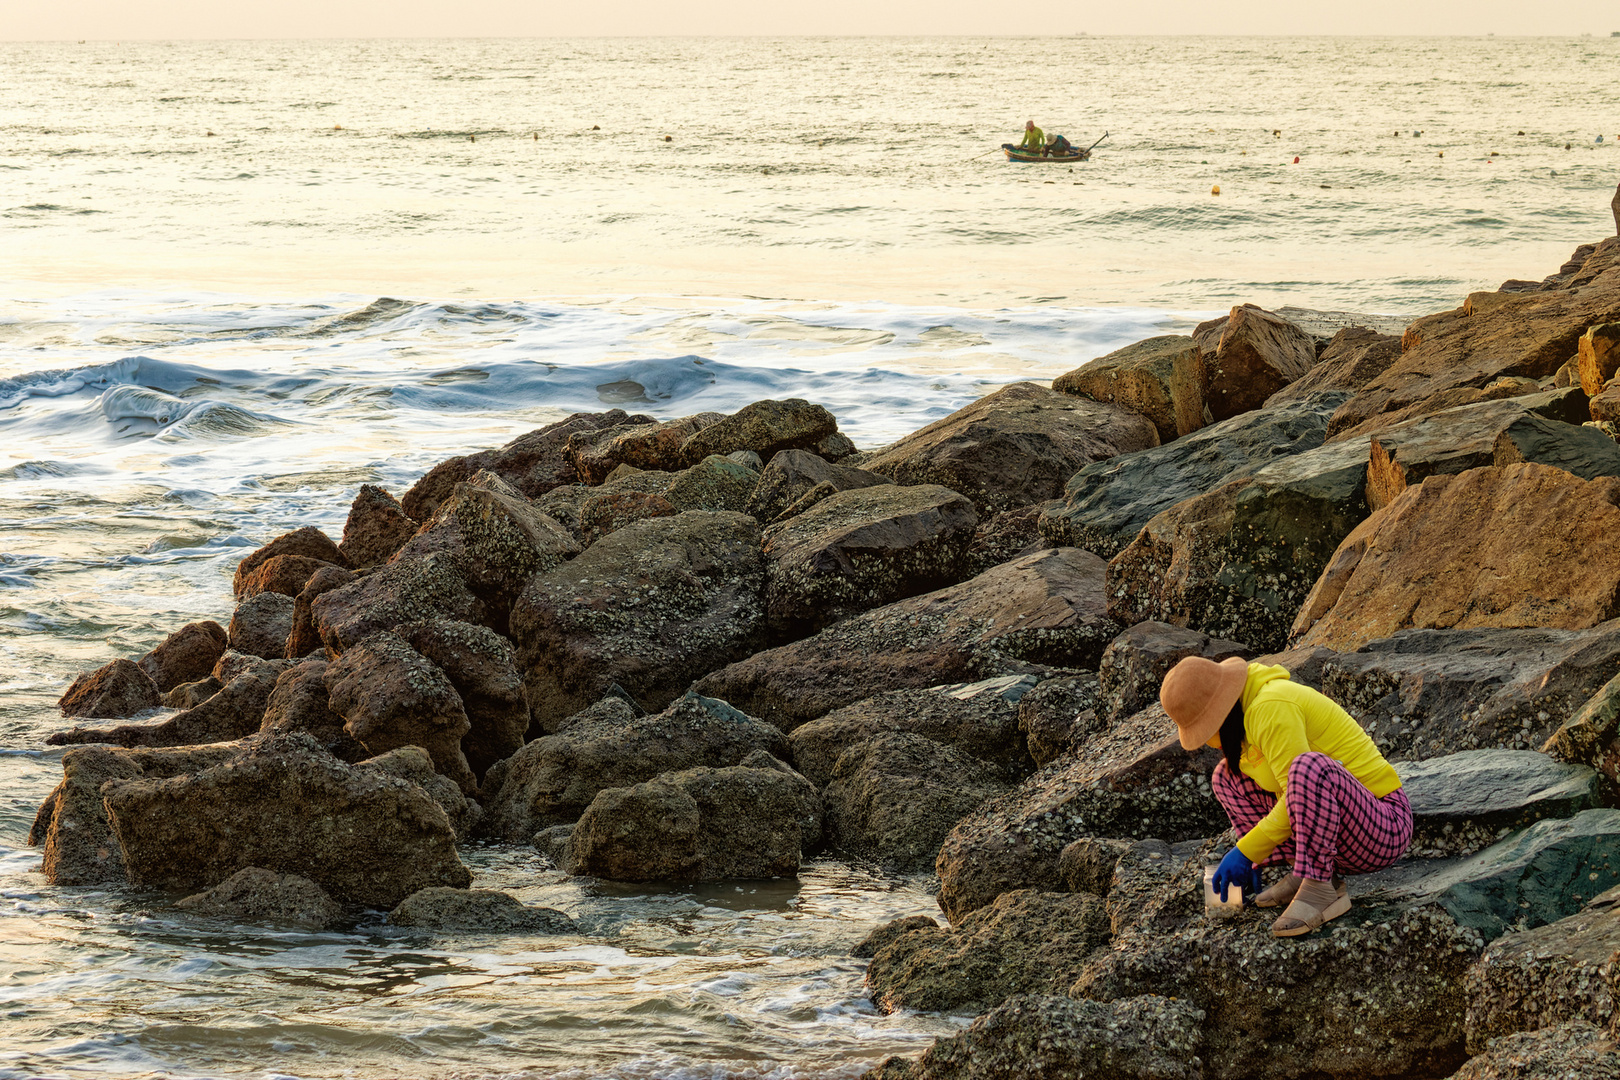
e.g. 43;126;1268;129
1271;878;1350;937
1254;873;1302;909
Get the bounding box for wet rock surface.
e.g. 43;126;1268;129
1053;333;1201;443
679;398;838;465
57;658;160;719
50;658;287;749
744;447;889;523
388;887;577;933
175;866;344;930
137;621;229;693
231;526;347;598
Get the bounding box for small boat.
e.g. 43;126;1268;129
1002;143;1089;163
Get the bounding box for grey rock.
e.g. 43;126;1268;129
1464;903;1620;1054
399;618;529;781
175;866;343;930
1059;837;1134;896
1264;325;1403;409
679;398;838;466
1017;673;1106;767
1398;750;1600;858
312;551;486;657
746;448;889;524
50;658;288;749
451;472;580;600
1097;620;1252;726
664;454;760;513
1449;1021;1620;1080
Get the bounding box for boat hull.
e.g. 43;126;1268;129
1001;143;1089;163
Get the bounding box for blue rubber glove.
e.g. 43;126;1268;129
1212;846;1261;903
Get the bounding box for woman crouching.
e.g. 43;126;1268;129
1160;656;1413;937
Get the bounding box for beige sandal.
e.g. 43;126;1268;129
1270;878;1350;937
1255;874;1303;909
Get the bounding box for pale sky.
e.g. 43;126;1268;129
5;1;1619;41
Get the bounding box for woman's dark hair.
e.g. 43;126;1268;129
1219;699;1246;777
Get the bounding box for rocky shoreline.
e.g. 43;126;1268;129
30;237;1620;1079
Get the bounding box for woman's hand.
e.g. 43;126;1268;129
1212;847;1260;903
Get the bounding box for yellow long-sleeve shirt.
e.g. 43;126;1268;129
1018;126;1044;149
1228;662;1402;863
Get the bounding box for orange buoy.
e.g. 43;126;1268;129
664;135;672;142
1292;156;1300;164
1211;184;1221;195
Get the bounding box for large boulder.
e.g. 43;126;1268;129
1294;464;1620;651
311;551;485;656
1192;303;1319;421
1543;671;1620;785
1096;621;1251;726
678;398;838;466
136;621;229;693
235;553;338;601
1398;750;1600;858
174;866;343;930
761;483;978;633
509;511;766;729
1038;392;1344;558
337;484;418;568
565;765;821;882
227;591;296;660
822;732;1010;872
934;703;1225;923
1464;898;1620;1053
57;658;160;719
663;455;760;514
285;564;356;659
401;409;650;521
450;472;580;603
865;889;1111;1014
1105;437;1371;652
789;674;1036;788
1074;841;1481;1080
1449;1022;1620;1080
1017;673;1106;767
1353;810;1620;939
101;732;471;907
28;742;240;885
743;448;889;523
231;526;346;598
1052;334;1203;443
1326;238;1620;440
1361;392;1608;512
1263;325;1403;408
388;887;576;933
861;382;1160;513
323;632;475;793
478;692;789;840
695;547;1122;733
258;657;363;760
877;994;1205;1080
565;413;719;485
49;658;288;749
399;618;529;780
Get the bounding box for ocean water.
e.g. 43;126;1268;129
1;34;1618;1080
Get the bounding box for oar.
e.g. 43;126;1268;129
1083;131;1110;155
965;146;1005;162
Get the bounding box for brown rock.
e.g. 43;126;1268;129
228;591;295;660
236;553;339;601
1595;383;1620;424
57;658;159;719
1449;1022;1620;1080
1464;901;1620;1053
566;413;722;484
478;692;789;840
822;732;1010;872
934;703;1224;923
1263;326;1403;408
401;410;652;521
865;889;1111;1014
1018;674;1106;767
679;398;838;466
161;675;222;710
1328;238;1620;440
578;489;678;544
861;382;1160;513
312;551;485;656
1579;323;1620;397
231;526;346;598
451;472;580;601
1543;672;1620;786
399;618;529;782
337;484;418;568
744;447;889;523
212;648;267;685
853;915;940;959
324;632;475;792
175;866;344;930
695;547;1122;733
1294;464;1620;652
136;621;228;692
962;504;1048;578
762;483;978;633
49;658;288;748
1059;837;1134;896
1097;621;1252;725
259;657;365;760
101;732;471;907
1192;303;1318;421
1335;376;1589;439
565;765;819;882
1052;334;1200;443
285;564;356;659
28;742;241;885
509;511;766;730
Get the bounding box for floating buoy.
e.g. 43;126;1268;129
1292;156;1300;164
1516;130;1525;135
1438;151;1444;157
470;134;475;142
1413;130;1422;136
1489;150;1498;156
205;130;215;137
1394;130;1400;136
664;135;672;142
592;124;600;130
1241;149;1246;155
533;132;538;140
1211;184;1220;195
333;124;342;131
1598;135;1606;143
1272;129;1281;137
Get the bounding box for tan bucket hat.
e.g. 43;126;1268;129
1161;656;1249;750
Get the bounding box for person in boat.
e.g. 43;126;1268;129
1045;132;1074;157
1018;120;1044;151
1159;656;1412;937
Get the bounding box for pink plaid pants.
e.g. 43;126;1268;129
1211;751;1412;881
